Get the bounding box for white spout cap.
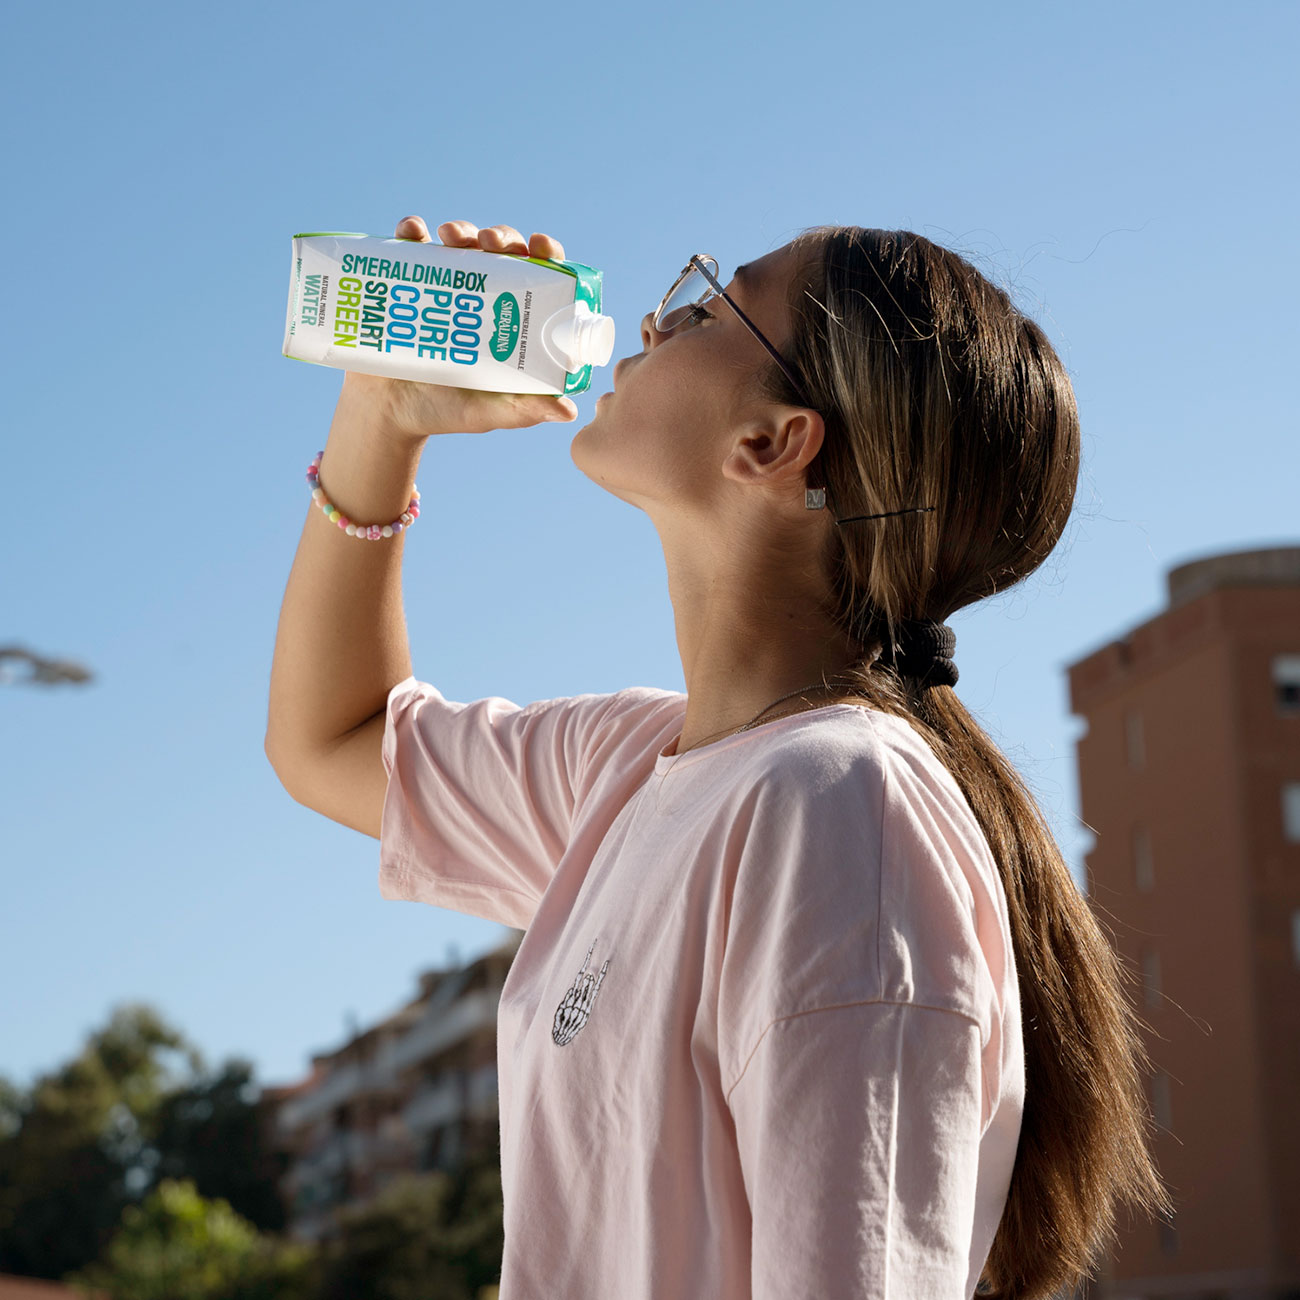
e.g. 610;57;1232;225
546;301;616;370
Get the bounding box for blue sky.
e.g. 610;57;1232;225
2;0;1296;1097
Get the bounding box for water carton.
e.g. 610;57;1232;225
284;232;615;396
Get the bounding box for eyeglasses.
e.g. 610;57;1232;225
653;255;815;409
653;255;936;528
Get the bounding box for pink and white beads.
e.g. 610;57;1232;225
306;450;420;540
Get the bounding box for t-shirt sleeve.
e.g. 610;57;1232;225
727;1000;984;1299
714;722;1003;1111
377;675;679;930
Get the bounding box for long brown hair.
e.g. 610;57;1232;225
757;226;1174;1299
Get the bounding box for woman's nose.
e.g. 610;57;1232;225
641;310;667;351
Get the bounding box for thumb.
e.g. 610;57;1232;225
541;396;578;422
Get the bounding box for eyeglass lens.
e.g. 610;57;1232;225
655;257;719;332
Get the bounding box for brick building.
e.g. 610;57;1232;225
1067;545;1300;1300
266;930;522;1244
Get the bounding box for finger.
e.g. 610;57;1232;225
530;394;579;422
437;219;480;247
395;215;433;242
479;224;529;254
528;232;566;262
499;392;577;425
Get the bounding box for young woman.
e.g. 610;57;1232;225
266;215;1173;1299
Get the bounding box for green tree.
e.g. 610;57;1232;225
63;1178;317;1300
2;1002;507;1299
0;1003;290;1280
147;1059;289;1233
316;1144;504;1300
0;1003;196;1276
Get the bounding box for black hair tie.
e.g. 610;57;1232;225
876;619;958;689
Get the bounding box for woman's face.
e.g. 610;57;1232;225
570;240;813;522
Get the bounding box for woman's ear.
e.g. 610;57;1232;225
720;409;825;487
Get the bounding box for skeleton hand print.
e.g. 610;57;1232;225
552;938;612;1046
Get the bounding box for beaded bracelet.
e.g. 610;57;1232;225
306;450;420;540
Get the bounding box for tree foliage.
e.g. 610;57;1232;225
315;1148;504;1300
147;1059;289;1233
0;1003;194;1275
63;1178;315;1300
0;1003;284;1278
1;1002;508;1299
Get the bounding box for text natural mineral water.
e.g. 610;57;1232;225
283;232;615;396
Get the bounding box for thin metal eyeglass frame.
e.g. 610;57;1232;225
654;255;815;409
653;255;935;528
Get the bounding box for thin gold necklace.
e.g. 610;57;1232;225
674;676;857;757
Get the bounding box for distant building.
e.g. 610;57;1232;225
1066;545;1300;1300
265;930;522;1243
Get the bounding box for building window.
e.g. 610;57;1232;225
1125;709;1145;770
1140;948;1162;1012
1274;654;1300;713
1152;1070;1173;1131
1133;824;1155;892
1284;784;1300;843
422;1127;445;1172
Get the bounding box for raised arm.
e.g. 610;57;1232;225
264;215;577;836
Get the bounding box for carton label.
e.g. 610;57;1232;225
284;234;604;396
489;293;521;362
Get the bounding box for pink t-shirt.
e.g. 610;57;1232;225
379;676;1024;1299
